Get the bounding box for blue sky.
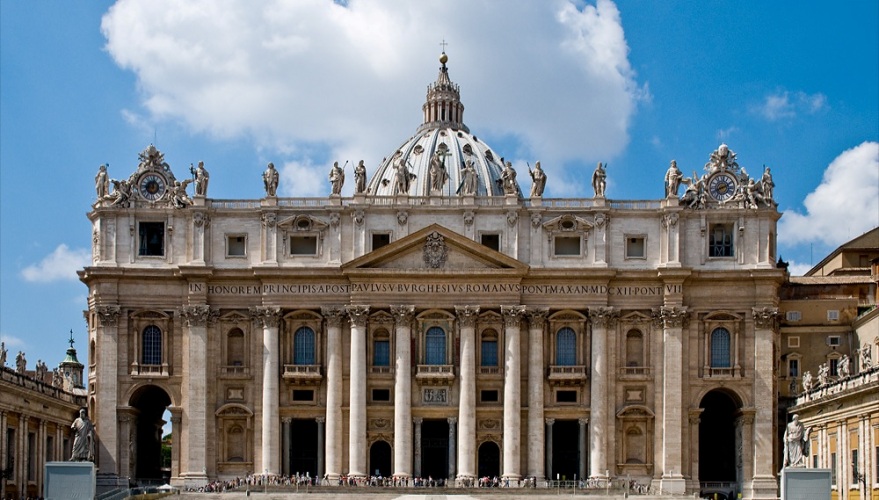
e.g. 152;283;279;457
2;0;877;371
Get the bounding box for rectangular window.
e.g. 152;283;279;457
827;310;840;321
708;223;734;257
47;436;54;462
554;236;581;256
625;236;646;259
851;449;858;484
292;390;314;402
27;432;35;481
372;233;391;251
829;358;839;376
480;390;499;403
827;336;841;347
373;340;390;367
372;389;391;402
138;222;165;256
813;453;818;469
481;340;498;367
5;429;13;474
788;336;800;348
831;452;837;485
788;359;799;378
481;233;500;251
786;311;802;322
226;235;247;257
289;236;317;255
556;390;577;403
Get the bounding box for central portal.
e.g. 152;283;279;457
420;419;450;480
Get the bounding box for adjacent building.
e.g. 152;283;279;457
80;53;785;499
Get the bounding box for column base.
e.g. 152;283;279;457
180;472;209;489
456;474;476;487
744;475;779;500
96;472;129;497
659;474;686;495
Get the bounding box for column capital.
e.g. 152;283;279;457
171;415;182;424
652;306;689;328
752;306;779;330
179;304;218;327
315;416;326;424
345;305;370;327
250;306;282;328
545;418;555;426
447;417;458;425
454;306;480;328
589;306;619;328
526;307;549;328
413;417;423;425
390;305;415;326
321;306;347;327
281;417;292;424
578;418;589;426
95;305;121;327
501;305;526;327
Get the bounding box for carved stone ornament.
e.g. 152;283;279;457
96;305;121;327
345;305;370;327
179;305;218;327
262;212;277;228
479;419;501;430
589;306;619;328
455;305;480;328
594;213;607;228
390;305;415;326
652;306;690;328
506;211;518;226
321;306;347;327
353;209;365;226
463;211;474;226
531;212;542;228
370;418;392;430
423;388;448;404
527;307;549;328
249;306;282;328
92;229;100;262
423;231;448;269
662;212;679;228
329;212;341;228
397;210;408;226
501;305;526;327
752;307;779;330
193;212;209;228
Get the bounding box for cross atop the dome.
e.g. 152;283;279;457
68;329;75;349
439;39;448;52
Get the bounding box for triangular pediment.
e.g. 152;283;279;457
342;224;528;274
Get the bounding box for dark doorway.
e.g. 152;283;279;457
477;441;500;477
369;441;392;477
129;385;172;483
290;419;318;477
699;390;739;482
551;419;580;480
420;419;449;479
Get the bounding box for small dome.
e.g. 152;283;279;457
366;53;517;197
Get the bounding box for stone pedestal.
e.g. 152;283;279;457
45;462;96;500
779;468;828;500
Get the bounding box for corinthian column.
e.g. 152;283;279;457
654;306;688;494
455;305;479;481
346;305;370;478
750;307;780;497
251;306;281;477
526;308;548;479
588;306;617;480
321;307;346;480
501;305;526;480
94;305;120;477
391;305;415;479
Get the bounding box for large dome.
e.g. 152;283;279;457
366;53;515;197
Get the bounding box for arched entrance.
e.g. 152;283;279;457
129;385;172;484
420;419;449;479
369;440;391;477
551;419;580;480
290;419;318;477
477;441;500;477
699;390;741;498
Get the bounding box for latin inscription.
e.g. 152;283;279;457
192;282;684;296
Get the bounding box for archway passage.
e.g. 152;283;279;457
551;419;579;480
129;385;172;483
290;419;318;477
477;441;500;478
369;440;391;477
699;390;740;484
420;419;449;480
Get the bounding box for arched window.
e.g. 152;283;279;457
626;330;644;367
425;327;446;365
556;327;576;366
710;328;731;367
481;329;498;367
142;325;162;365
226;328;245;366
373;329;390;367
294;327;316;365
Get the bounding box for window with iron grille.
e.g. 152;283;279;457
425;327;446;365
709;224;734;257
293;327;315;365
710;328;731;367
142;325;162;365
556;327;576;366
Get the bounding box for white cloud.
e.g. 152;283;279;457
785;261;812;277
779;141;879;247
101;0;640;177
753;90;829;121
0;334;25;349
21;244;91;283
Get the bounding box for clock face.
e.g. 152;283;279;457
708;173;737;201
139;174;167;202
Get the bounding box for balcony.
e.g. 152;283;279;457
370;366;393;375
705;366;741;378
220;365;250;378
548;365;587;385
479;366;501;376
619;366;651;378
130;362;169;378
282;364;322;385
416;364;455;385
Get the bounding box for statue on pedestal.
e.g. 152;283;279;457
329;161;345;195
782;415;809;468
354;160;367;194
529;161;546;198
664;160;683;197
70;409;96;462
